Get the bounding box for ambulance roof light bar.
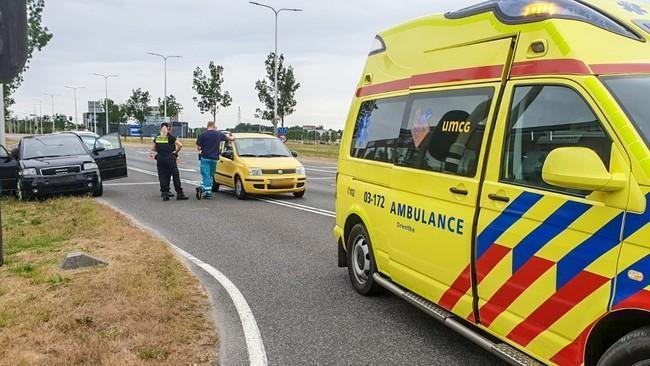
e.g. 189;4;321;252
446;0;643;41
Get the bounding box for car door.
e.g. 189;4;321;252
216;141;236;186
0;145;18;192
387;85;498;318
93;133;127;181
475;80;629;362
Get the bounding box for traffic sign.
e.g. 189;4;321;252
277;127;289;136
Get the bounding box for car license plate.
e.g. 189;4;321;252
270;179;293;188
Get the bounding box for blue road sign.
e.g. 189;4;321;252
277;127;289;136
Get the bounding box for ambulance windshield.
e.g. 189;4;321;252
603;76;650;147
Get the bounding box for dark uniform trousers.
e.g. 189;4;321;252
157;156;182;194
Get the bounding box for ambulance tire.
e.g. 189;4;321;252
347;223;382;296
597;326;650;366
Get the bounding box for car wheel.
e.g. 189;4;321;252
212;177;220;193
234;176;247;200
92;182;104;197
16;180;27;201
293;190;305;198
597;326;650;366
347;223;382;296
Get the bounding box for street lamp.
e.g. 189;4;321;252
64;85;85;130
147;52;181;122
249;1;302;131
33;99;42;134
93;73;118;134
43;93;59;132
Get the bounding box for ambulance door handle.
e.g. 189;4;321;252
488;193;510;203
450;187;468;196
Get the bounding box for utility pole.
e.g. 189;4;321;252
249;2;302;133
44;93;58;133
65;85;85;130
146;53;181;122
93;73;118;134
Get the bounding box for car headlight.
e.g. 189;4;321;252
248;168;263;176
296;166;306;176
83;162;98;171
20;168;38;176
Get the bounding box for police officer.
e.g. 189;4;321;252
151;123;189;201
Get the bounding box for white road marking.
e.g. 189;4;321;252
178;168;197;173
307;177;335;181
305;168;337;174
127;166;335;218
304;165;337;170
104;182;160;186
96;200;268;366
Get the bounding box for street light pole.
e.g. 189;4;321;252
147;53;181;123
65;85;85;130
93;73;118;134
249;2;302;132
43;93;58;132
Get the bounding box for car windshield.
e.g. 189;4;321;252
235;138;292;158
603;76;650;147
22;135;88;160
79;135;98;150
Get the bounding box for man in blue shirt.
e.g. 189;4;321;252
196;121;234;199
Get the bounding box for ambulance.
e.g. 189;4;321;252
333;1;650;365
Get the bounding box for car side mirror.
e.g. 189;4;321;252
93;138;106;154
542;147;627;192
291;151;298;158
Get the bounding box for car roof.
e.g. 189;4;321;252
232;133;278;139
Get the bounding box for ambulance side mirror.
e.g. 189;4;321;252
542;147;626;192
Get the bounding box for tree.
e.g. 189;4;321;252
3;0;53;117
192;62;232;122
97;99;127;126
158;94;183;120
125;88;151;141
255;52;301;132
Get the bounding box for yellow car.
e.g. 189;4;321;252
335;1;650;365
213;133;307;199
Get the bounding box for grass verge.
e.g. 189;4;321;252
0;197;217;365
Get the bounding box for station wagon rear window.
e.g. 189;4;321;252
603;76;650;147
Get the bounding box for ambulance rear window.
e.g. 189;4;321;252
446;0;642;41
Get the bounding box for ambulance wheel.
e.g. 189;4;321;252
234;176;247;200
212;177;220;193
597;326;650;366
347;223;381;296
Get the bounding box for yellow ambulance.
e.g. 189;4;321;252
334;1;650;365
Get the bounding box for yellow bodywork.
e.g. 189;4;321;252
335;2;650;365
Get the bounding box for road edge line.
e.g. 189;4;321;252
96;199;268;366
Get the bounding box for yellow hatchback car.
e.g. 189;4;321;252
213;133;307;199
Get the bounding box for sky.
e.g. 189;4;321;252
13;0;476;130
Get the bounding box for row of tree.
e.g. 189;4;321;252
230;123;342;143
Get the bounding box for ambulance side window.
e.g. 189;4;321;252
394;88;494;177
350;97;407;163
501;85;612;195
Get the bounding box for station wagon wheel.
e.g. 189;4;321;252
16;180;25;201
234;176;247;200
347;223;381;296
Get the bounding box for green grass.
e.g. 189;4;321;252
286;142;339;160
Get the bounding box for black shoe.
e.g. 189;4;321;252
162;192;171;201
177;193;189;201
168;192;175;198
161;191;174;198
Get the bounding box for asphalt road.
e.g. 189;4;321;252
102;146;504;366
